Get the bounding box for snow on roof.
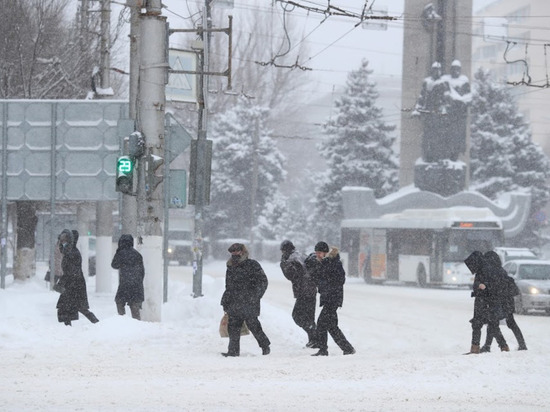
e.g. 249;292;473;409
342;207;502;230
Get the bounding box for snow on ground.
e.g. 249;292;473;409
1;259;549;411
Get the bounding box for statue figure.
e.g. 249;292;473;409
412;60;471;162
412;61;448;162
441;60;472;161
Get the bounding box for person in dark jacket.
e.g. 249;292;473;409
480;251;527;352
280;240;317;346
464;251;489;354
464;251;508;354
220;243;270;357
55;229;99;326
111;234;145;320
310;242;355;356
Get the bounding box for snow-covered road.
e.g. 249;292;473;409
1;259;549;411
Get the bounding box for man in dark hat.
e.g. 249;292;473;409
220;243;271;357
309;241;355;356
280;240;317;347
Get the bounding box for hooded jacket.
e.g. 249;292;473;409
111;234;145;304
56;229;90;322
220;246;268;318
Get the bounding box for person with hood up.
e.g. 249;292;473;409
55;229;99;325
464;250;508;354
111;234;145;320
310;241;355;356
220;243;270;357
480;251;527;352
279;240;317;346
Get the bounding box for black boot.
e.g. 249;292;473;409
312;349;328;356
221;352;239;357
480;345;491;353
262;346;270;355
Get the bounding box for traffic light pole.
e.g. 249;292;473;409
136;4;166;322
121;0;141;237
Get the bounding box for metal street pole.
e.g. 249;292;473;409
137;1;167;321
122;0;141;237
192;0;213;298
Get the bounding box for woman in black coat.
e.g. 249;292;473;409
480;251;526;352
464;251;508;353
56;229;99;325
111;234;145;320
220;243;270;357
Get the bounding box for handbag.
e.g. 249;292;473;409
219;313;250;338
53;281;65;294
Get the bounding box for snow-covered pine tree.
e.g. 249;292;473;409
314;59;399;241
254;193;312;251
205;97;286;241
470;68;550;247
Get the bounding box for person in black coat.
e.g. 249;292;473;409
55;229;99;326
280;240;317;346
464;251;489;354
220;243;271;357
464;251;508;353
310;242;355;356
111;234;145;320
480;252;527;352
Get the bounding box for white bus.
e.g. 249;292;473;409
341;207;504;287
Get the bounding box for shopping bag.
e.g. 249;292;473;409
219;313;250;338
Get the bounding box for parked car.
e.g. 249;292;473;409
494;247;538;264
166;230;193;266
502;259;550;315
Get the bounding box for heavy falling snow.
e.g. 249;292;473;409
1;259;549;411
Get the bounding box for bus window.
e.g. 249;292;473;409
445;229;501;262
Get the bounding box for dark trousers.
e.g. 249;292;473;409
292;295;316;341
117;302;141;320
227;314;270;355
80;308;99;323
484;314;526;349
471;319;507;348
316;305;354;352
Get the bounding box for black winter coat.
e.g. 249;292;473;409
316;248;345;308
111;235;145;304
495;273;520;317
281;250;316;298
221;254;268;318
56;245;90;323
480;252;509;322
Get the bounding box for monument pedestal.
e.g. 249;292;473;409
414;160;466;197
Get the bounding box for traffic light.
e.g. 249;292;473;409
145;153;164;196
116;155;135;194
128;131;145;159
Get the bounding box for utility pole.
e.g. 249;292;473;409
100;0;111;91
137;0;167;321
122;0;141;237
190;0;213;298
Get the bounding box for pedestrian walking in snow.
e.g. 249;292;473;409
464;250;508;354
55;229;99;326
220;243;271;357
279;240;317;346
480;251;527;352
111;234;145;320
310;241;355;356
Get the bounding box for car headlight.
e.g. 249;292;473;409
167;247;173;254
529;286;540;295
